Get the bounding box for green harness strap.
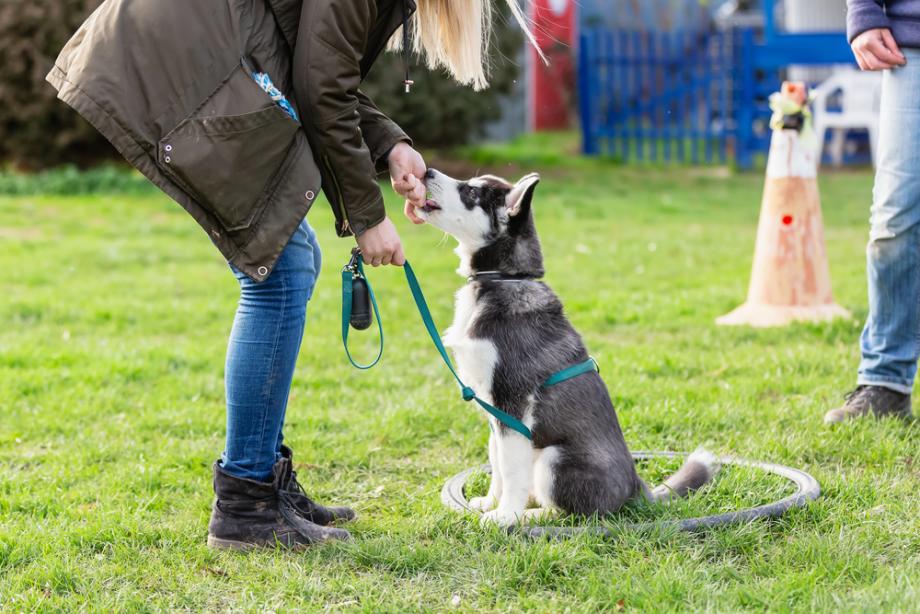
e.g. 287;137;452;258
342;255;599;441
542;356;599;387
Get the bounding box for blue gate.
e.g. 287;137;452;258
578;29;735;164
578;10;857;168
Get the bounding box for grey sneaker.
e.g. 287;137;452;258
823;385;912;424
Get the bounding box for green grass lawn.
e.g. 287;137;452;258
1;157;918;612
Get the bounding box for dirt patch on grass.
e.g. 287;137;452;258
0;226;43;240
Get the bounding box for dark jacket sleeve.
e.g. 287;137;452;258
357;90;411;174
292;0;389;237
847;0;891;42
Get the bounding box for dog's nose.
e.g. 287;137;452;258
424;168;437;180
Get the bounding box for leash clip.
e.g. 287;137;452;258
344;248;363;277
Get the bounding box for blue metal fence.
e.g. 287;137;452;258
578;29;734;164
579;21;856;168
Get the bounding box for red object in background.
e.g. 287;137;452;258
528;0;575;131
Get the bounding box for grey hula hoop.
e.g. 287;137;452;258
440;451;821;538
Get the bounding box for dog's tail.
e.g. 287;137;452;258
643;448;721;503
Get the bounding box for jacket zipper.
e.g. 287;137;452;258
322;153;350;233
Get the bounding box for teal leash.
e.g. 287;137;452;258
342;253;599;441
402;261;535;439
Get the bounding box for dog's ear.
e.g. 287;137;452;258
506;173;540;218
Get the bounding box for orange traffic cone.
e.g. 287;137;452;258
717;82;850;327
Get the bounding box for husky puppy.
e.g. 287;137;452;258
417;169;720;527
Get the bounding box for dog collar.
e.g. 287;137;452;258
467;270;542;283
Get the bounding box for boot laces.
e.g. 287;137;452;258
844;385;871;403
277;489;309;531
285;468;319;512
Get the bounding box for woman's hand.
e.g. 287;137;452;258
356;216;405;266
388;142;427;225
851;28;906;71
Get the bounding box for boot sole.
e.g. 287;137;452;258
824;408;913;424
207;535;259;551
207;535;310;552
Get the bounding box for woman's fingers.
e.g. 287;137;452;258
392;173;417;197
392;243;406;266
405;173;419;193
393;175;426;209
404;199;425;224
408;181;426;207
355;217;405;267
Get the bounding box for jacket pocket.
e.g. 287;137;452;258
159;63;299;232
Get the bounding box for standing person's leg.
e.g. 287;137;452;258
208;219;350;550
275;229;323;460
826;53;920;423
222;219;318;480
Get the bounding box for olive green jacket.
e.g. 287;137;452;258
47;0;413;281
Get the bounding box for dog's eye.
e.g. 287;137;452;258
460;185;479;198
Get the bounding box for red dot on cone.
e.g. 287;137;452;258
782;215;793;225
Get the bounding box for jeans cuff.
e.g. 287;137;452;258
856;377;913;395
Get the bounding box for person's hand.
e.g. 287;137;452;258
851;28;906;71
355;216;405;266
388;142;427;225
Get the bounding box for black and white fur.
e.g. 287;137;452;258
417;169;720;526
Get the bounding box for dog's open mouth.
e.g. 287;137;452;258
421;200;441;213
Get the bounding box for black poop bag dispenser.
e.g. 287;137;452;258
345;248;373;330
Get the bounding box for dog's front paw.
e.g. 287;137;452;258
480;508;523;528
468;495;498;512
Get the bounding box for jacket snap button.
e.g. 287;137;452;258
164;144;173;152
305;190;315;200
258;266;268;276
164;156;171;163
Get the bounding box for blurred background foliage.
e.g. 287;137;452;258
0;0;522;171
0;0;113;170
360;7;524;148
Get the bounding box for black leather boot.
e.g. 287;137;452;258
824;385;912;424
207;460;351;551
277;445;357;525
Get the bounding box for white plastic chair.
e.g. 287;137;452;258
811;70;882;167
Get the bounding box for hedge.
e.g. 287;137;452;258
0;0;521;170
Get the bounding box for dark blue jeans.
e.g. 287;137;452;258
221;219;321;481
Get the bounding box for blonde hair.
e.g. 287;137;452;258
391;0;544;91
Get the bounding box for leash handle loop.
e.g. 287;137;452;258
341;256;384;369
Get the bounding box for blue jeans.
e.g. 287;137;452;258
858;49;920;394
221;219;321;481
